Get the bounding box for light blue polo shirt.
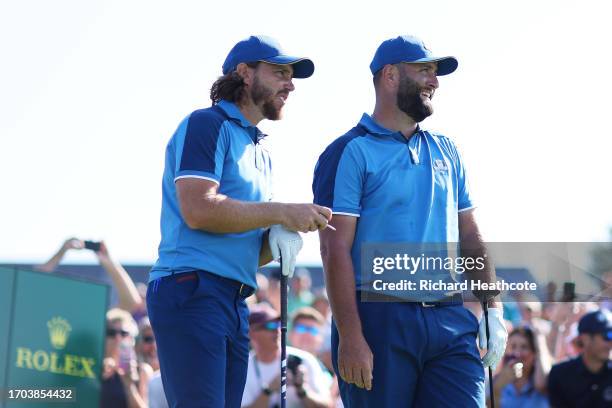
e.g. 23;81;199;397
150;100;272;288
312;113;474;289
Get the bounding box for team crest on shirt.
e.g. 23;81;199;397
433;159;448;172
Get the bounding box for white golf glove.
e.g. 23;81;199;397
478;307;508;368
268;225;303;278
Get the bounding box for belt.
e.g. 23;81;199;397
169;271;255;298
358;291;463;307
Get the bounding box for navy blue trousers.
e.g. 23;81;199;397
332;301;485;407
147;271;250;408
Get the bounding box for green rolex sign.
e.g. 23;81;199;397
1;269;108;407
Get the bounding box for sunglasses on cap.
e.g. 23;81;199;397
293;324;320;336
106;328;130;338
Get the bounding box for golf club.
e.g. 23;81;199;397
280;257;288;408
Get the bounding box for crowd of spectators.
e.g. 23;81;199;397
37;238;611;407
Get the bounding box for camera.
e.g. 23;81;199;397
287;355;303;375
84;240;101;251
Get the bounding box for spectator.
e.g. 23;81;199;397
36;238;143;313
490;326;551;408
289;307;326;357
518;295;551;335
548;309;612;407
101;308;146;408
134;318;160;406
241;304;332;408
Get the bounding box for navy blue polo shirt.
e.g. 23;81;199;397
150;100;272;288
312;113;474;290
548;357;612;408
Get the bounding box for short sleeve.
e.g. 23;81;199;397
174;110;228;184
313;135;365;217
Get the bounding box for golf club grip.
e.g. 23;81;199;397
280;259;288;408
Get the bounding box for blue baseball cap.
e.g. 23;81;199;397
578;310;612;340
370;35;458;76
222;35;314;79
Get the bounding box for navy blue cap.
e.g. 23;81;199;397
578;310;612;340
370;35;458;76
222;35;314;79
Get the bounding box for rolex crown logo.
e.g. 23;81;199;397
47;317;72;350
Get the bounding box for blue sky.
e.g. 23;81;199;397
1;0;610;266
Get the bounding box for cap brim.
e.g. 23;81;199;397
412;56;458;76
259;55;315;79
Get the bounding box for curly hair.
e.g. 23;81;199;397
210;62;259;105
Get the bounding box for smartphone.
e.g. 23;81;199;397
118;340;134;372
84;240;101;251
561;282;576;302
287;355;303;375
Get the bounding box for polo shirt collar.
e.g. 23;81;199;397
217;100;266;143
358;113;422;142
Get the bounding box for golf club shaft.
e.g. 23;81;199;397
280;259;288;408
483;301;495;408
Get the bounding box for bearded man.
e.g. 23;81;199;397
148;35;331;407
312;35;507;407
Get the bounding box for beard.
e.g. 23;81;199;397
396;73;433;123
250;76;283;121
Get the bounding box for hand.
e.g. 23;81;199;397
496;357;522;387
478;307;508;367
268;225;303;277
95;241;110;261
63;237;84;251
102;357;118;380
281;204;332;233
338;333;373;390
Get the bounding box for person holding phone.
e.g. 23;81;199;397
101;308;146;408
241;304;332;408
35;238;143;314
491;326;552;408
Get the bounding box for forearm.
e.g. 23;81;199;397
533;336;552;392
35;246;69;273
99;257;142;312
184;193;285;234
124;381;147;408
461;231;501;308
321;244;362;338
245;392;271;408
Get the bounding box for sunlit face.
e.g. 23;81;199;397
504;333;535;372
396;62;439;122
136;327;157;363
248;62;295;120
289;317;323;355
105;320;133;359
250;319;281;354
